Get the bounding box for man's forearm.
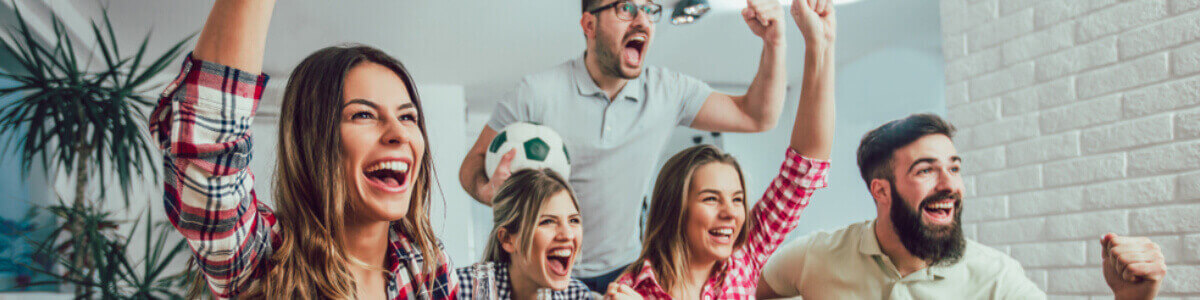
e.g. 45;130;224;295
738;41;789;132
458;152;492;206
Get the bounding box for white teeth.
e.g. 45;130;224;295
631;36;645;42
366;161;410;173
710;228;733;236
927;202;955;210
548;249;572;258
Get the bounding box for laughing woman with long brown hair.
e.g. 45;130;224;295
149;0;455;298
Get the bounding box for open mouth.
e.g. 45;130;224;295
623;35;646;66
545;247;573;277
921;199;957;225
363;159;411;193
707;227;735;244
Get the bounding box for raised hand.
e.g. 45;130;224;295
743;0;786;46
476;149;516;204
791;0;836;48
1101;233;1167;300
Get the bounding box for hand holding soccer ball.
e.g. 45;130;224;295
485;122;573;182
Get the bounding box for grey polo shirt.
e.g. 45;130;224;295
486;55;713;277
760;220;1047;299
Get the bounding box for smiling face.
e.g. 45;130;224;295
339;62;425;222
584;0;655;79
502;190;583;291
887;134;964;233
883;134;967;265
683;162;747;264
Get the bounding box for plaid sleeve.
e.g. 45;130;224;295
149;54;274;298
739;148;829;272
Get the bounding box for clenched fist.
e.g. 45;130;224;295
1101;233;1167;300
743;0;786;46
791;0;836;49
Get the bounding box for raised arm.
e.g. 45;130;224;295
735;0;837;274
193;0;275;72
148;0;276;297
789;0;836;159
688;0;788;133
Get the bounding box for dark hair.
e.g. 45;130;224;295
856;113;956;185
582;0;597;13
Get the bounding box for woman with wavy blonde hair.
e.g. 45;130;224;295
150;0;454;298
453;169;592;300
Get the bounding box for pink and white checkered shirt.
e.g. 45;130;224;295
616;148;830;300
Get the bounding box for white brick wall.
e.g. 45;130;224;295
941;0;1200;297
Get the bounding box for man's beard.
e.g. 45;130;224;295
889;184;966;267
591;26;643;80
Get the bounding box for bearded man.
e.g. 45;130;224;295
756;114;1168;300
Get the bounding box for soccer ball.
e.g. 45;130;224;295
485;122;572;180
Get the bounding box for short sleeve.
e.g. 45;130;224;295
667;70;714;127
759;235;813;297
486;79;533;131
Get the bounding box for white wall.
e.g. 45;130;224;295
723;46;948;240
941;0;1200;296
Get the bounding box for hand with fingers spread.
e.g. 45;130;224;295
476;149;516;203
791;0;837;49
1102;233;1167;300
604;283;643;300
743;0;787;46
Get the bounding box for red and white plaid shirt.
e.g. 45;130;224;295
616;148;829;300
149;54;457;299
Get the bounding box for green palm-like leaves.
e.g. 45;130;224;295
0;3;193;204
0;3;194;297
17;202;190;299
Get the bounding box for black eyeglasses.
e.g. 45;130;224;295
588;1;663;23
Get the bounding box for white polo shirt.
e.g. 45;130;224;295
487;54;713;277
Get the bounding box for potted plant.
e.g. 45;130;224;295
0;3;193;297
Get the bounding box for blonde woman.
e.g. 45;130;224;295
455;169;640;300
613;0;837;298
150;0;454;298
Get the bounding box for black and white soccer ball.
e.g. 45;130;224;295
485;122;571;180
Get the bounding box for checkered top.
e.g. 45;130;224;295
616;149;830;299
454;261;594;300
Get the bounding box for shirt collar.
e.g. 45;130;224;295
571;53;644;102
628;260;661;292
387;226;407;274
859;220;885;256
859;220;949;280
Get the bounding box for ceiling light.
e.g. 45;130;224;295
671;0;710;25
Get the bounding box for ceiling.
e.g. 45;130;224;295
5;0;943;113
